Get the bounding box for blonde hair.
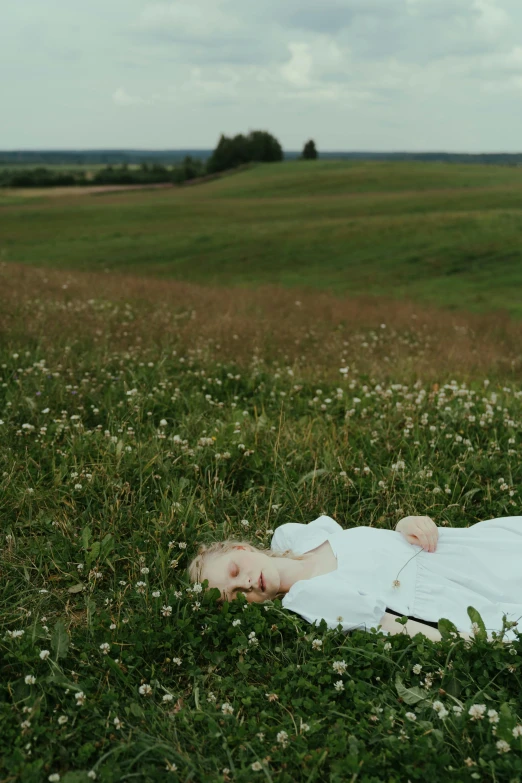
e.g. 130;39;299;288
188;538;309;596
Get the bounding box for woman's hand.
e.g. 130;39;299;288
396;516;438;552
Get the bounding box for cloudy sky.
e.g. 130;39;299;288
2;0;522;151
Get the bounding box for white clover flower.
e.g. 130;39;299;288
152;591;161;599
178;542;187;550
25;675;36;685
172;657;182;666
48;775;61;782
332;660;347;674
75;691;86;706
496;740;511;754
300;721;310;732
311;639;322;650
162;693;174;702
87;772;96;780
139;684;152;696
192;583;203;593
21;720;31;730
488;709;499;724
161;605;172;617
468;704;486;721
39;649;50;660
7;630;25;638
452;705;464;715
57;715;68;725
277;730;289;747
240;519;249;528
412;664;422;675
251;761;263;771
109;623;116;630
383;642;392;651
174;591;182;599
207;692;217;703
135;581;146;594
221;702;234;714
232;619;241;627
113;716;123;730
159;419;167;427
99;643;110;655
165;761;177;772
512;725;522;738
140;567;150;575
405;712;417;722
334;680;345;692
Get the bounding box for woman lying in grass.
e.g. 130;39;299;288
188;515;522;642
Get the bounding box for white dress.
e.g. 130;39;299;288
270;515;522;640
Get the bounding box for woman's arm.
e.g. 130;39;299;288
379;611;474;642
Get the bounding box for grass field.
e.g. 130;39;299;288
2;160;522;318
1;262;522;781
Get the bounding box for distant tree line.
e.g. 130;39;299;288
0;130;297;188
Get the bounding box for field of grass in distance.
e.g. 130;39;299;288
1;263;522;781
2;160;522;318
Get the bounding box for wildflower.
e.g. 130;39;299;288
99;643;110;655
192;601;201;612
468;704;486;721
163;694;174;702
332;660;347;674
139;684;152;696
172;657;182;666
21;720;31;730
405;712;417;722
207;692;217;703
87;772;96;780
512;725;522;738
488;709;499;724
75;691;86;706
384;642;392;651
135;581;146;594
24;675;36;685
178;542;187;549
334;680;345;692
496;740;511;754
277;730;289;748
159;419;168;427
113;717;123;730
109;623;116;630
311;639;322;650
452;705;463;715
232;619;241;627
256;731;265;740
161;605;173;617
7;630;25;638
174;591;182;599
48;775;61;782
152;591;161;598
412;664;422;675
265;693;278;702
192;583;203;593
165;761;177;772
464;758;476;767
221;702;234;714
251;761;263;771
300;721;310;732
57;715;68;725
140;567;150;575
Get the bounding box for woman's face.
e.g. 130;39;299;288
201;546;282;603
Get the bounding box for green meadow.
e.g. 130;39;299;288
1;163;522;781
2;160;522;317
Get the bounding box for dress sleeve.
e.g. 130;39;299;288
270;515;343;553
282;577;388;635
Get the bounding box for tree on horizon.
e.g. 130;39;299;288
301;140;318;160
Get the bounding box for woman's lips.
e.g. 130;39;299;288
259;572;264;591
